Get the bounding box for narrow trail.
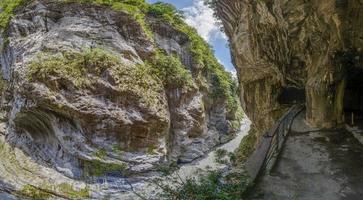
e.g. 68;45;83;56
247;112;363;200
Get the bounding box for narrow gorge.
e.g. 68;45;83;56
1;0;363;199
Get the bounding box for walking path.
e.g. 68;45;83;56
247;112;363;200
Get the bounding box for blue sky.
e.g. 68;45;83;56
147;0;234;73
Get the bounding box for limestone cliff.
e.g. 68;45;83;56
0;0;242;198
212;0;363;140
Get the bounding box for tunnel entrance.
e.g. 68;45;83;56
344;69;363;126
278;87;306;105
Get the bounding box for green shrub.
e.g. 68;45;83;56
28;48;120;88
0;0;25;29
153;170;250;200
234;127;257;165
93;148;107;159
229;94;244;130
82;159;128;177
215;149;228;158
147;2;184;24
215;149;229;164
148;52;195;89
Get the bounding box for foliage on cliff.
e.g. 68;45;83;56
28;49;121;88
146;1;239;114
149;52;195;89
61;0;239;111
4;0;239;115
28;48;165;110
152;170;250;200
234;126;257;165
0;0;25;29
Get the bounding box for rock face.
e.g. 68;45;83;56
0;0;241;195
213;0;363;139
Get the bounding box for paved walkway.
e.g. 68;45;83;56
247;113;363;200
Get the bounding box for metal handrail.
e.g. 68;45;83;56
244;105;304;182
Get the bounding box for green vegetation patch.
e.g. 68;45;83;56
147;51;195;89
0;72;7;94
112;145;124;155
215;148;229;164
20;184;53;200
234;127;257;165
28;48;120;88
58;183;89;199
20;183;89;200
229;92;244;130
82;159;128;177
153;170;250;200
0;0;25;29
28;48;165;110
93;148;107;159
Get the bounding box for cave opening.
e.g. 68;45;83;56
344;68;363;126
278;86;306;105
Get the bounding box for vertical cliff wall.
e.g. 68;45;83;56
213;0;363;139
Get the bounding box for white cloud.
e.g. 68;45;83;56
230;70;237;79
182;0;226;42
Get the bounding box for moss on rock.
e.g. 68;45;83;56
20;184;53;200
82;159;128;177
20;183;89;200
93;148;107;159
58;183;89;199
0;0;25;29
